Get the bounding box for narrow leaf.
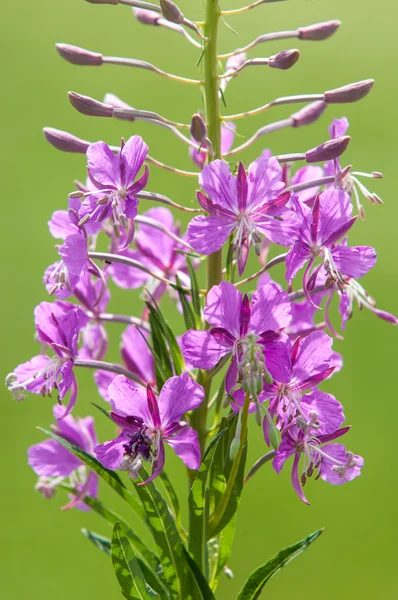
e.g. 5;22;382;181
173;275;197;330
159;471;181;528
134;470;196;600
237;529;324;600
38;427;145;519
186;256;201;325
82;529;111;555
136;324;169;389
90;401;112;421
189;429;226;577
145;294;185;376
183;547;216;600
112;522;160;600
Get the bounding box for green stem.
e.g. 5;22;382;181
204;0;222;290
189;0;222;466
207;391;251;538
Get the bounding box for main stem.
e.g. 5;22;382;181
190;0;222;463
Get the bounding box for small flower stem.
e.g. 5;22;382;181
74;359;146;386
93;312;151;331
221;0;283;16
234;252;287;287
208;391;250;538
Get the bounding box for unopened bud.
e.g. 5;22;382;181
269;49;300;70
298;20;341;41
291;101;327;127
56;43;103;66
229;437;240;460
133;7;161;25
268;424;280;450
190;113;207;144
306;135;350;163
159;0;184;24
43;128;90;153
68;91;114;118
263;370;273;385
226;52;247;72
324;80;374;104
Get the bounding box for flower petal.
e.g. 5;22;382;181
166;426;201;470
28;439;81;477
187;215;235;255
204;281;242;337
199;160;238;212
250;283;292;334
158;372;205;427
87;141;121;188
94;433;130;470
108;375;151;423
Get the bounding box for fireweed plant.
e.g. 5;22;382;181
6;0;397;598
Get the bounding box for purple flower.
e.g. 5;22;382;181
75;273;111;361
289;165;324;206
189;122;236;169
7;301;88;416
182;281;292;390
109;207;193;303
338;278;398;329
273;423;363;504
78;136;149;247
187;157;297;275
28;405;98;510
260;331;341;438
286;188;376;302
94;326;156;401
94;373;204;484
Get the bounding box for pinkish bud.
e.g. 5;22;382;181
298;20;341;41
103;93;136;121
159;0;184;24
269;49;300;70
291;101;327;127
324;80;374;104
43;128;90;153
306;136;351;163
56;43;103;66
68;91;114;118
133;8;161;25
190;113;207;143
226;52;247;72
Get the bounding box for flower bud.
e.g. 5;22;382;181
269;49;300;70
226;52;247;72
298;20;341;41
133;7;161;25
268;423;280;451
56;43;103;66
305;135;351;163
291;101;327;127
159;0;184;24
190;113;207;144
43;128;90;153
229;437;240;460
68;91;114;118
324;80;374;104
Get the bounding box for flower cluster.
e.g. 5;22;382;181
6;0;396;596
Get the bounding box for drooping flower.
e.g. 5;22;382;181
187;157;298;275
6;301;88;416
78;136;149;247
273;422;363;504
189;122;236;169
28;404;98;510
286;188;377;302
182;281;292;391
108;207;194;303
94;373;204;483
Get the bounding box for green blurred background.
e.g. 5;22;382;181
2;0;397;597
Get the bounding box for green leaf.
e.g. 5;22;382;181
90;401;112;421
145;292;184;376
208;516;236;591
111;522;160;600
159;471;181;528
148;309;174;387
134;470;196;600
186;256;201;326
189;429;226;578
136;324;170;389
182;547;216;600
237;529;324;600
208;415;248;538
38;428;145;519
82;529;111;556
173;275;197;330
